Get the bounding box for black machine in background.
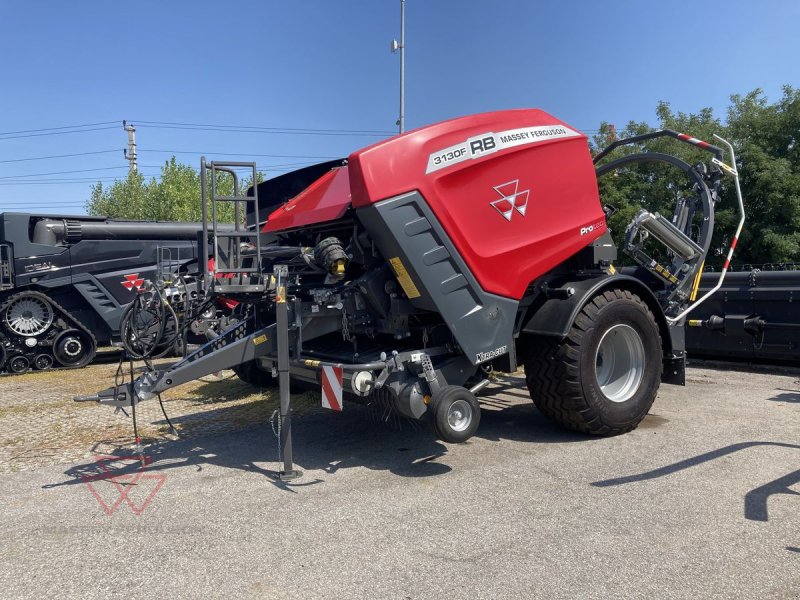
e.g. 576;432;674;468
0;212;230;374
685;267;800;364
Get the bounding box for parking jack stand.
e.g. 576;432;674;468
275;266;302;481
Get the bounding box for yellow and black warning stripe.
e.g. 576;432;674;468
653;262;679;284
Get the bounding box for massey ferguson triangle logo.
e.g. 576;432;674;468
121;273;145;291
489;180;530;221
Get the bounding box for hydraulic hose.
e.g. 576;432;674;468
119;285;180;360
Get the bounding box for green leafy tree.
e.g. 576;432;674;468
86;157;264;224
725;87;800;264
592;87;800;267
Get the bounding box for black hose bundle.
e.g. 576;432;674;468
119;283;181;360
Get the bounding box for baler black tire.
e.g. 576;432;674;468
233;359;278;389
428;385;481;443
523;288;662;436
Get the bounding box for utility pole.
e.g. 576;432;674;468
391;0;406;134
123;120;137;173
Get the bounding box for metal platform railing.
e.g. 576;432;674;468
200;158;265;294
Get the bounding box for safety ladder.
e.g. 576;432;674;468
200;158;265;294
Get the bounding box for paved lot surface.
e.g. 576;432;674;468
0;362;798;599
0;355;322;473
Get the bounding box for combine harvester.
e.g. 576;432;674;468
0;213;231;374
79;109;744;477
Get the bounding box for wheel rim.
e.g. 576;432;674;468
447;399;473;432
53;330;91;366
5;296;53;337
63;338;82;357
34;354;53;370
9;356;29;373
594;324;646;403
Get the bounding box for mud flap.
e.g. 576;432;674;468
662;355;686;386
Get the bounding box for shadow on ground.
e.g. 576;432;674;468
44;377;799;524
768;390;800;404
46;379;595;492
593;441;800;522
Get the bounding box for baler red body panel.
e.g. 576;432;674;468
348;109;606;299
262;166;351;233
261;109;606;300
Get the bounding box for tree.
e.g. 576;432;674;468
725;87;800;264
592;87;800;267
86;157;264;223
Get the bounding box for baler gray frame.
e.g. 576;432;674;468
77;261;481;480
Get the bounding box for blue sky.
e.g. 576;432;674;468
1;0;798;215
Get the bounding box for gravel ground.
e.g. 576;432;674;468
0;356;320;473
0;361;798;599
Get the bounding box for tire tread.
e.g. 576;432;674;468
523;289;661;436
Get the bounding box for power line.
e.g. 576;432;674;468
138;148;337;160
0;178;157;186
136;124;388;138
0;171;161;183
0;206;88;210
134;119;603;135
0;116;603;146
0;171;159;181
0;121;118;136
0;126;119;141
0;165;151;180
0;208;89;214
0;163;307;186
0;158;318;181
133;119;394;135
0;199;95;204
134;123;391;138
0;149;122;164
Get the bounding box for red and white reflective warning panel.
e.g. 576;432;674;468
321;365;343;411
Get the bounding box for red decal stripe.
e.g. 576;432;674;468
723;258;731;270
730;236;739;250
696;140;709;149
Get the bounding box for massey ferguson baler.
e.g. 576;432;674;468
80;109;744;478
